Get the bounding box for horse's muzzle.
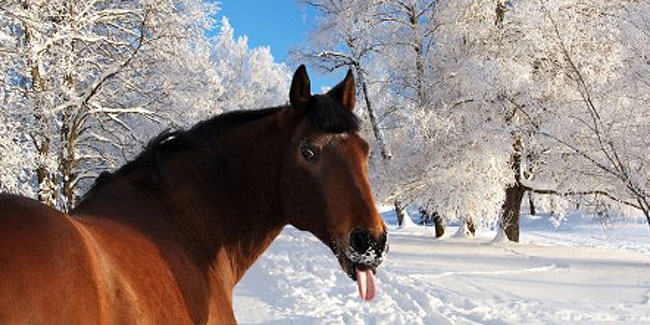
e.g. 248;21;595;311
338;229;388;281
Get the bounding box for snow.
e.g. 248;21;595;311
234;212;650;324
490;227;509;243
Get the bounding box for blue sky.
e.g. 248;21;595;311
215;1;341;91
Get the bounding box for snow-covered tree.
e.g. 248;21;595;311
525;0;650;232
299;0;513;230
0;0;217;210
297;0;393;160
436;0;650;239
302;0;650;240
1;1;292;211
211;17;291;111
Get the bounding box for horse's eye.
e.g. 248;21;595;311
300;144;320;162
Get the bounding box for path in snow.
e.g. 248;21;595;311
233;218;650;324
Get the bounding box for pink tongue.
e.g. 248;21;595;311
355;268;376;301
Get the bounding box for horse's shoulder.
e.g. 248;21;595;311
71;215;210;324
0;193;93;269
0;194;101;323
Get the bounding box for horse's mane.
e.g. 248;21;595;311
83;102;359;199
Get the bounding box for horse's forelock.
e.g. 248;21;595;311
305;96;360;134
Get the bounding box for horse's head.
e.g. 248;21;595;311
280;65;387;301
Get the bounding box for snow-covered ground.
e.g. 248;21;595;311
233;210;650;324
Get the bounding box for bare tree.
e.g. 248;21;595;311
297;0;392;160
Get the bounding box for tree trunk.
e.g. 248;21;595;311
419;207;445;238
500;184;525;242
36;160;53;204
418;206;429;225
60;130;78;211
394;199;406;226
25;18;57;207
355;67;391;160
406;5;426;108
500;136;524;242
466;217;476;236
35;143;56;207
528;191;536;215
495;1;507;26
454;216;475;237
432;212;445;238
641;204;650;238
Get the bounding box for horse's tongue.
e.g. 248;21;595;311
355;268;376;301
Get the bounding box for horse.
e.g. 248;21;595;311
0;65;388;324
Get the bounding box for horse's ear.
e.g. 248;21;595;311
327;69;356;111
290;65;311;111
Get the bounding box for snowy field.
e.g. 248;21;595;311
234;210;650;324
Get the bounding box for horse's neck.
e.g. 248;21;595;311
190;111;290;285
73;110;291;289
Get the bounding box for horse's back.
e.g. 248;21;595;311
0;194;100;324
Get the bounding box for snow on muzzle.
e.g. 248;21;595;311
340;229;388;301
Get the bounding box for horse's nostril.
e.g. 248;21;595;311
349;229;370;253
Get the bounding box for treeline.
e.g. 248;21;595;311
297;0;650;240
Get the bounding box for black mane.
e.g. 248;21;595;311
83;101;359;199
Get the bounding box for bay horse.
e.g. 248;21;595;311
0;65;387;324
